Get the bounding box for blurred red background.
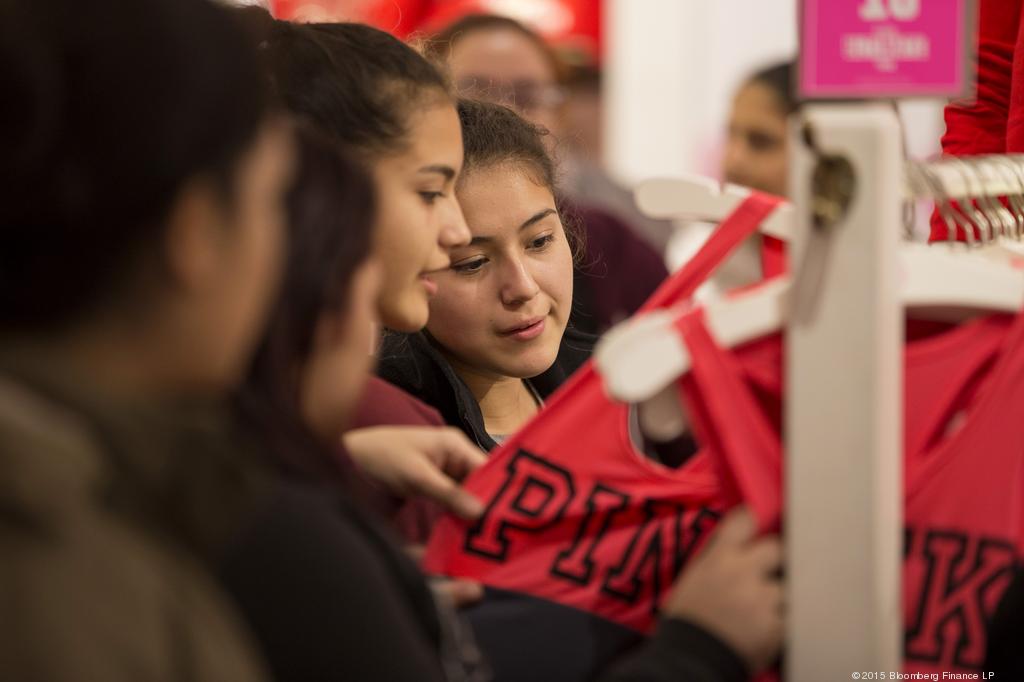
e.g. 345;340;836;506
270;0;602;64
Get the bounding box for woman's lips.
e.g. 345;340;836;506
500;317;546;341
419;275;438;296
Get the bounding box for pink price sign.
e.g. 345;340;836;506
800;0;975;99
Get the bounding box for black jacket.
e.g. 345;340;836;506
377;328;595;451
986;567;1024;679
219;478;489;682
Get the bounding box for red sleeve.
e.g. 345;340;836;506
942;0;1020;155
1008;0;1024;150
351;376;444;428
346;376;446;546
931;0;1023;241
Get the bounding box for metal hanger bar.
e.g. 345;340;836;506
907;155;1024;200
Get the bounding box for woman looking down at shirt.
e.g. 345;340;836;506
250;17;489;524
379;99;591;449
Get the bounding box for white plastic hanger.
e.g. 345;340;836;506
636;175;795;241
915;157;1024;265
596;278;790;404
599;177;1024;405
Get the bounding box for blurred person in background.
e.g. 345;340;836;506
722;61;796;198
0;0;291;678
669;60;796;299
425;13;669;334
431;13;567;143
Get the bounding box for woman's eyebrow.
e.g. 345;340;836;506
519;208;557;231
465;208;558;246
418;164;456;180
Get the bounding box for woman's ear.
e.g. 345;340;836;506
162;179;231;293
310;310;347;351
313;259;384;352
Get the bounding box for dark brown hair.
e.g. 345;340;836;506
746;60;798;115
458;98;554;188
0;0;270;331
259;20;450;159
239;125;375;481
456;98;583;260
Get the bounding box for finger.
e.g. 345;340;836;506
447;579;485;607
408;463;485;519
445;487;486;520
432;579;485;608
405;544;426;564
707;506;757;549
438;429;488;478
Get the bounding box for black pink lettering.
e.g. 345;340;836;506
602;499;680;607
551;484;631;585
674;507;721;575
905;528;1018;670
464;449;574;560
464;447;721;612
601;503;720;612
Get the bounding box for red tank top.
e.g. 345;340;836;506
675;298;1024;674
423;194;781;635
425;196;1024;673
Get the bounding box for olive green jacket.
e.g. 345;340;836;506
0;358;269;681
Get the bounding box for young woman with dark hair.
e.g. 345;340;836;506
261;20;468;333
0;0;291;678
251;17;492;534
224;21;781;682
379;99;588;450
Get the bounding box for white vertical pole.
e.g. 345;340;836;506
786;104;903;680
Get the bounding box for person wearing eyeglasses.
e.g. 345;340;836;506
426;14;567;144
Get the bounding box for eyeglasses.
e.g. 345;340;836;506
455;76;567;113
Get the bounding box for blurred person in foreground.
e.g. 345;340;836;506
0;0;291;677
